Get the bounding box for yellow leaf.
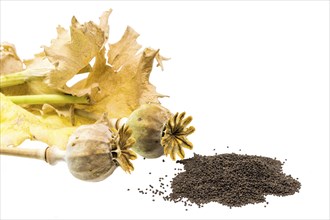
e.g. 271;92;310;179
0;93;77;149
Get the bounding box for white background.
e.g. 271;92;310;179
0;1;329;219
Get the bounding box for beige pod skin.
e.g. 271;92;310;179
126;104;172;158
66;123;117;182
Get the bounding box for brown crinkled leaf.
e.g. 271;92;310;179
68;27;167;118
22;53;58;95
0;42;24;75
0;43;29;95
107;26;142;71
40;104;72;118
155;52;170;71
99;9;112;44
1;52;57;96
45;10;111;89
24;52;53;70
77;64;92;74
1;9;111;115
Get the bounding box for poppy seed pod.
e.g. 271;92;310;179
126;104;195;160
66;123;117;181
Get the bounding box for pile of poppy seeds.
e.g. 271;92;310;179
129;147;301;209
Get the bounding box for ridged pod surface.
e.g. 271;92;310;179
66;123;116;182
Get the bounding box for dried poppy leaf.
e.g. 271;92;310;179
45;10;111;89
0;42;24;75
67;26;167;118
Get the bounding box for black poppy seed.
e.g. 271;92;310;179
165;153;301;208
162;159;165;162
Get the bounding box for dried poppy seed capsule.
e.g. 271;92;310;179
66;121;136;182
0;118;136;182
126;104;195;160
126;104;171;158
66;123;116;181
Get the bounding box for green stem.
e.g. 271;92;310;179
0;68;50;88
8;94;89;105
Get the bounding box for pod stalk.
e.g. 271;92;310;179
0;146;65;165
